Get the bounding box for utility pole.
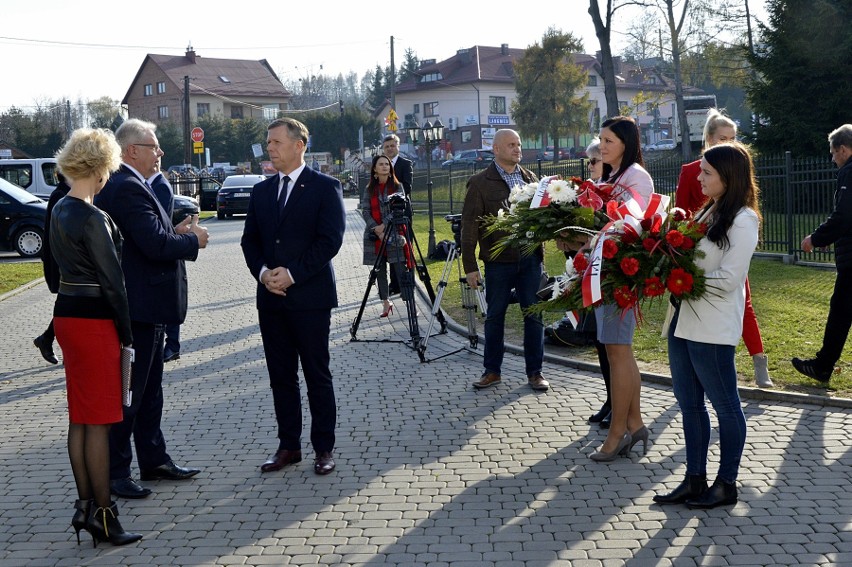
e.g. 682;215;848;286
389;36;396;111
65;100;72;140
183;75;191;166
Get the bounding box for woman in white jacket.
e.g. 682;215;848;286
654;141;760;509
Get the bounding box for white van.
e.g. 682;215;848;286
0;158;59;199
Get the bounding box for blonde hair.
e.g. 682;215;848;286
703;109;737;151
56;128;122;182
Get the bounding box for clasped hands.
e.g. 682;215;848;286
261;267;293;296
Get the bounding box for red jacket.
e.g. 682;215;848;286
675;159;706;215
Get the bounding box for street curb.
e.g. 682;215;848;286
420;285;852;410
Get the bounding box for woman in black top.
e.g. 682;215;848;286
51;128;141;547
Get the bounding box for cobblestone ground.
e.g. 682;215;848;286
1;199;851;566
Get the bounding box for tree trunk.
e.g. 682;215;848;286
589;0;620;119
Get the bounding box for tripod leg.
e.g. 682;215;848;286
420;244;457;353
351;228;393;339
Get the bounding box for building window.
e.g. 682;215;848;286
262;104;279;120
157;82;166;94
587;75;598;87
158;105;169;119
197;103;210;117
419;73;442;83
231;106;244;119
144;84;153;96
489;96;506;115
413;103;419;114
424;101;438;117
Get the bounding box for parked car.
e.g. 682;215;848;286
171;194;200;226
536;146;571;161
216;174;266;219
441;149;494;168
0;177;47;258
0;158;58;200
645;139;677;152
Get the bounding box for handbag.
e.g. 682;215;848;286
536;271;557;301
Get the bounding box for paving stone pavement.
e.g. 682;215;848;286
1;198;851;567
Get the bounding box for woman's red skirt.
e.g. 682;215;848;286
54;317;122;425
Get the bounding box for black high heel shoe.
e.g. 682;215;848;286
588;402;611;423
87;502;142;547
71;499;91;545
628;426;650;455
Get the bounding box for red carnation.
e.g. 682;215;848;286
602;239;619;259
621;230;639;244
643;276;666;297
620;256;640;276
573;252;589;272
642;237;658;252
681;236;694;250
613;285;638;309
666;268;694;296
665;230;684;247
671;208;688;221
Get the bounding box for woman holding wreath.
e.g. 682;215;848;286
654;141;760;509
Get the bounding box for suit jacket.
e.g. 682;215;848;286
150;173;175;220
94;165;200;325
393;156;413;196
240;166;345;312
42;180;70;293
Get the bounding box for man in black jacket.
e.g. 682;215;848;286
32;174;70;364
793;124;852;382
382;134;413;294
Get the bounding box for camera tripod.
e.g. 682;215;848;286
419;214;487;361
350;193;447;362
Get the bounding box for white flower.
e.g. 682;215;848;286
525;231;535;239
509;183;534;203
509;202;518;214
547;179;578;205
497;209;506;219
564;258;577;277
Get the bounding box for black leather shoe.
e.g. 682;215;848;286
599;411;612;429
33;335;58;364
260;449;302;473
110;477;152;499
140;460;200;481
163;349;181;363
685;478;737;509
314;451;335;475
588;403;611;423
653;474;707;504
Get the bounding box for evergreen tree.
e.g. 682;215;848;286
511;28;592;160
748;0;852;156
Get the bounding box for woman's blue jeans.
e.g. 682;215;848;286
668;309;747;483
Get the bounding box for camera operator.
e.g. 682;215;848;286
360;155;412;317
461;129;549;392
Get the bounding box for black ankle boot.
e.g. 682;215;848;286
685;478;738;509
588;402;612;423
653;474;708;504
71;499;91;545
87;502;143;547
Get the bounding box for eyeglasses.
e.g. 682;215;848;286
588;158;601;165
133;143;161;152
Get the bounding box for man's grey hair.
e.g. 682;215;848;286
382;134;400;145
828;124;852;149
115;118;157;150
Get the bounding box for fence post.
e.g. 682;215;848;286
785;150;795;260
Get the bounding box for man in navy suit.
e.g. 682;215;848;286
241;118;345;475
149;169;182;363
95;119;209;499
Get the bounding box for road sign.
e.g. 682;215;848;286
191;127;204;143
193;141;204;154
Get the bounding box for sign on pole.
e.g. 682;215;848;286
191;127;204;143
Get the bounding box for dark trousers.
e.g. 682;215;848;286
817;268;852;367
258;308;336;453
109;322;170;479
42;318;55;343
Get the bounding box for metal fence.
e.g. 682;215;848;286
408;151;838;265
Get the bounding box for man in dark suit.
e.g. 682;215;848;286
241;117;345;476
149;169;182;363
95;118;209;499
382;134;413;294
32;173;70;365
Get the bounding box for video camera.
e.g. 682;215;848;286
445;214;462;236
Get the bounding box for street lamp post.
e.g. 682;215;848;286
406;119;444;257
